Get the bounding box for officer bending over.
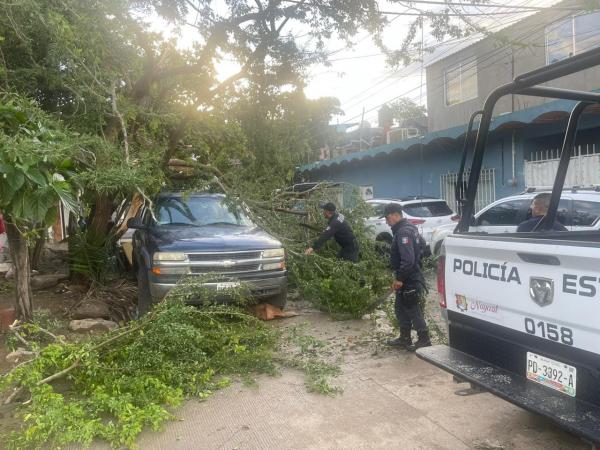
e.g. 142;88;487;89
383;203;431;350
305;202;359;262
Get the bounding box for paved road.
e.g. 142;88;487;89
126;309;587;450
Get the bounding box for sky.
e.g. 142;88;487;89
151;0;562;126
301;0;558;126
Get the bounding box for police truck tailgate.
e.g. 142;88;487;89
418;233;600;443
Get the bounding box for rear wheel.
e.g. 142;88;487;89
265;287;287;309
137;265;153;316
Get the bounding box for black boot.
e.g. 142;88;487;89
386;328;413;349
413;329;432;350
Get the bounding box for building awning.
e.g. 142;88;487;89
300;97;600;173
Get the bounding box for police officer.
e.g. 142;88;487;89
517;193;568;232
305;202;359;262
383;203;431;350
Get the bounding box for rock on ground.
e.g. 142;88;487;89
71;300;111;320
69;318;118;334
31;274;68;290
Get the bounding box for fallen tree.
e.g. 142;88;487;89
167;161;393;319
0;278;340;448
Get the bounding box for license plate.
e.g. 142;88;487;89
216;282;240;291
526;352;576;397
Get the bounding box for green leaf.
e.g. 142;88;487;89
24;167;48;187
0;167;24;204
14;111;28;124
10;189;26;220
56;158;74;170
23;189;53;223
50;181;78;215
44;205;58;227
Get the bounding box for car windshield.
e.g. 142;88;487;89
155;196;253;227
403;201;453;217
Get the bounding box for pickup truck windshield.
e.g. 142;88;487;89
155;196;253;227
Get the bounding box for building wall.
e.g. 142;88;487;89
305;117;600;212
427;2;600;132
308;130;527;206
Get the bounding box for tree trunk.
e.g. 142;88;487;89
30;230;46;271
5;222;33;322
88;193;114;239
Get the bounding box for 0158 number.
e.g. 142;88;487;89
524;318;573;346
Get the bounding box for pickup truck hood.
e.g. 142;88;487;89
150;225;282;252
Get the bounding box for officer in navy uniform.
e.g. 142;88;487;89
305;202;359;262
517;192;568;232
383;203;431;350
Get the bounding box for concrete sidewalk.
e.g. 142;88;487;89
127;312;586;450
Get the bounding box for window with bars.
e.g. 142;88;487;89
545;11;600;65
444;60;478;106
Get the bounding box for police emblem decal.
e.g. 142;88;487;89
455;294;468;311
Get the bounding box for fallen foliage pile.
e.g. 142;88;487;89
0;279;339;449
243;183;393;319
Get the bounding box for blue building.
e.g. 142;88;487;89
300;4;600;213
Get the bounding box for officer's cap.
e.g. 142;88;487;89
381;203;403;218
320;202;336;212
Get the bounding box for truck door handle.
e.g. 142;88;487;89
517;253;561;266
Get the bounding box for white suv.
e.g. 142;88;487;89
365;197;459;247
430;189;600;256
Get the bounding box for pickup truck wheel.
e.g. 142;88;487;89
265;288;287;309
137;266;153;316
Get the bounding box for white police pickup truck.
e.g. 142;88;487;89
417;48;600;443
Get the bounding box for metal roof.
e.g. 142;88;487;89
300;96;598;173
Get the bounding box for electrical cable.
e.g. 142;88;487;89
333;3;539;112
338;7;582;125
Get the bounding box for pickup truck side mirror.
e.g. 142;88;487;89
127;217;147;230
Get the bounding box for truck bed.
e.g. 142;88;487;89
433;231;600;442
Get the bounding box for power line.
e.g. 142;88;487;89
351;1;573;119
397;0;584;11
331;7;531;110
282;0;581;10
338;7;577;125
333;3;540;111
379;10;521;16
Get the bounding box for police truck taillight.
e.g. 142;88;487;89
437;255;447;308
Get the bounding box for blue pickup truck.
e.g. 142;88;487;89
127;192;287;314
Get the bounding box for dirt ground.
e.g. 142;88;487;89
0;266;592;449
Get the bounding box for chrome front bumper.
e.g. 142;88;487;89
149;274;287;302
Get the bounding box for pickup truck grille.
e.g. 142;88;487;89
188;251;262;262
190;264;261;274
